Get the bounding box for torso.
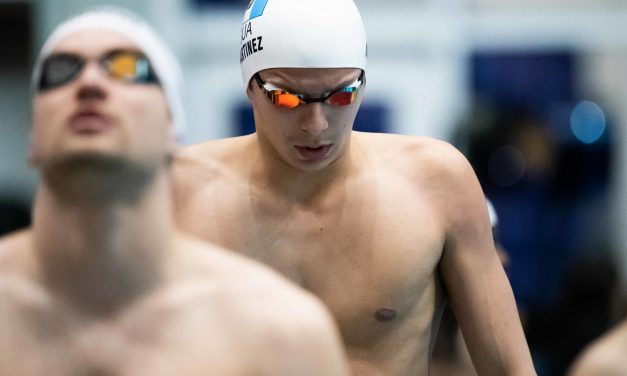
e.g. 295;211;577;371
174;132;453;375
0;231;326;376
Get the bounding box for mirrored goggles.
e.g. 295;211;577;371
38;49;159;91
254;71;365;110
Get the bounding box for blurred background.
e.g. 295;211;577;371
1;0;626;374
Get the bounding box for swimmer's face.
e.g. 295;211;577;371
248;67;364;172
30;30;173;172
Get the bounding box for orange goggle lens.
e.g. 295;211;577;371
273;92;302;109
107;53;144;80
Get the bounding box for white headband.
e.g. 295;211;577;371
240;0;367;89
31;7;186;141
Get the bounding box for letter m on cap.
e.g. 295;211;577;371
244;0;269;22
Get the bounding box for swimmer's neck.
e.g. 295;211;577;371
250;132;366;203
31;169;174;316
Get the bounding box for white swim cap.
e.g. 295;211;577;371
31;6;186;141
240;0;367;89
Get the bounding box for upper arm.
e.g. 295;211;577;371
432;143;535;375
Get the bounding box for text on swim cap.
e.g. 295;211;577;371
240;22;264;63
241;22;253;41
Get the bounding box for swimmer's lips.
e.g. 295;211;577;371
294;144;332;160
69;110;113;134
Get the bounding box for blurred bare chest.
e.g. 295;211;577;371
0;293;246;376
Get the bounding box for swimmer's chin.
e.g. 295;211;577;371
30;149;115;168
40;153;157;204
42;152;135;176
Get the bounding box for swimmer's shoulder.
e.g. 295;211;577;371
355;131;473;181
210;256;348;376
165;234;347;373
0;229;33;272
174;135;254;172
0;230;53;316
569;320;627;376
172;135;254;196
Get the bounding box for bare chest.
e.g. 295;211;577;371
195;178;447;351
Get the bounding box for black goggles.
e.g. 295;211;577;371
38;49;159;91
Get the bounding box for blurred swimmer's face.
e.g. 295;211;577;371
31;30;173;172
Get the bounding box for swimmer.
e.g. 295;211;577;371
0;7;348;375
173;0;536;374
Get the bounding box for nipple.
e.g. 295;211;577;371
374;308;397;322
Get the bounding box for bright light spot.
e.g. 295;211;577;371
570;101;606;144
